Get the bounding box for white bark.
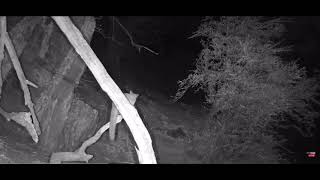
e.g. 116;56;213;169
51;16;157;164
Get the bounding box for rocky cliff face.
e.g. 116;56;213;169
1;16;97;152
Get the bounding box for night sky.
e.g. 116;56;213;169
284;16;320;72
91;16;204;103
90;16;320;163
91;16;320;98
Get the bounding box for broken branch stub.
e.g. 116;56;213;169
109;90;139;141
0;106;38;143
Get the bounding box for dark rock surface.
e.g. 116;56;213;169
1;16;96;153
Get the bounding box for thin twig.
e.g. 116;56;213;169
26;79;38;88
112;17;159;55
112;16;115;40
95;16;159;55
94;24;124;47
104;36;125;47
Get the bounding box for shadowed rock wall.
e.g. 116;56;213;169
3;16;97;152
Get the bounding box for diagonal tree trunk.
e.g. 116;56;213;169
52;16;157;164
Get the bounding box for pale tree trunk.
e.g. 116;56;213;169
52;16;157;164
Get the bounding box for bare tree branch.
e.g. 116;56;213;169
96;16;159;55
50;92;136;164
112;17;159;55
0;106;38;143
1;16;41;136
0;16;6;97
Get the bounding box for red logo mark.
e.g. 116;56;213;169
306;152;316;158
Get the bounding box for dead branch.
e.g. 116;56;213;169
50;111;123;163
3;28;41;136
97;16;159;55
113;17;159;55
0;106;38;143
0;106;10;121
0;17;4;60
0;16;6;97
94;18;124;48
52;16;157;164
26;79;38;88
50;92;137;164
109;91;138;141
49;151;93;164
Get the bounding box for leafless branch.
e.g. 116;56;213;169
0;16;6;97
3;26;41;135
0;106;38;143
112;17;159;55
50;92;137;163
95;22;125;47
96;16;159;55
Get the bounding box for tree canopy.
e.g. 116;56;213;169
175;16;320;163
